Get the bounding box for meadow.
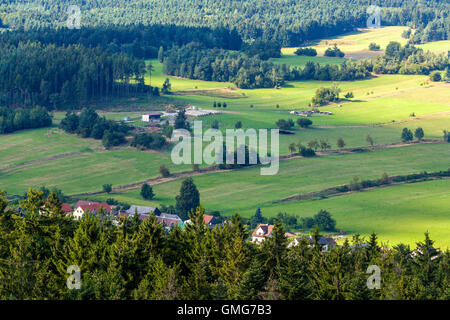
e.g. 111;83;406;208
255;179;450;248
92;143;450;215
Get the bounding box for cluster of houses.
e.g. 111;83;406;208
252;223;337;249
130;105;220;133
290;110;333;116
60;201;217;230
59;201;338;248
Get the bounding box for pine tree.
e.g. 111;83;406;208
175;177;200;220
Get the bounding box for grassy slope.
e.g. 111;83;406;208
259;179;450;248
93;143;450;214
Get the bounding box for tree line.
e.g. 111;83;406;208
1;0;448;46
59;108;129;148
0;106;52;134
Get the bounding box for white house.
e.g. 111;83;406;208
251;224;274;244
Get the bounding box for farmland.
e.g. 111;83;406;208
1;26;449;248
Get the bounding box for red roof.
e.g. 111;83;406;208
252;224;274;238
203;214;214;224
61;203;73;212
75;200;111;213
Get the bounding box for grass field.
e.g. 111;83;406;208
282;27;410;58
92;143;450;214
255;179;450;248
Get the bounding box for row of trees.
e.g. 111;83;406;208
0;188;448;300
0;106;52;134
164;44;373;89
59;108;129;148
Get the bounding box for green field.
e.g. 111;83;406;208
256;179;450;248
92;143;450;214
282;27;410;58
2;28;449;248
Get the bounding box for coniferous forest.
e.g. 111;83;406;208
0;191;448;300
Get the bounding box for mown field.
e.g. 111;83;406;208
255;179;450;248
92;143;450;214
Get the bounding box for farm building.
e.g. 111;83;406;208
142;113;161;122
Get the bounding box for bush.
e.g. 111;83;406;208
294;47;317;56
369;43;380;51
131;132;167;150
401;128;413;142
297;118;313;128
344;92;354;99
276;119;294;130
311;86;341;106
102;184;112;193
159;164;170;177
324;45;345;57
429;71;442;82
299;146;316;157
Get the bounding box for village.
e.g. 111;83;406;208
51;200;339;249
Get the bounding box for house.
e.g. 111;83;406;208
123;116;131;121
251;224;274;244
203;214;216;228
156;213;184;228
184;214;216;229
126;205;157;216
289;235;337;250
142;113;161;123
72;200;112;220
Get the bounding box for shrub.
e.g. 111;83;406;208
159;164;170;177
297;118;313;128
294;47;317;56
102;184;112;193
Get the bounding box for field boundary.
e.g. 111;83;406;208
270;172;450;204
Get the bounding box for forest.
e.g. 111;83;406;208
1;0;449;46
0;190;448;300
0;42;148;109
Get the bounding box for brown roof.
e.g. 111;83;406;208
252;224;274;238
156;216;182;227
